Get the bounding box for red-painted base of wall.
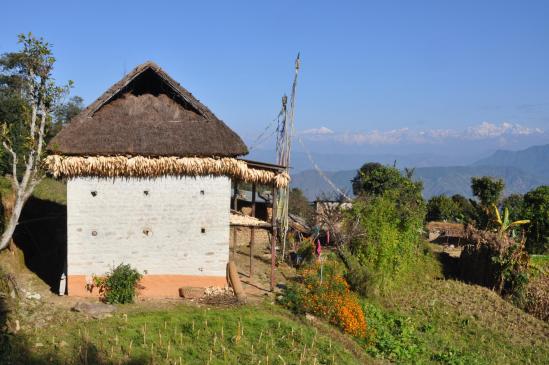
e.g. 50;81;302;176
67;275;227;298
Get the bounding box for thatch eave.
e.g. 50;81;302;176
44;155;290;188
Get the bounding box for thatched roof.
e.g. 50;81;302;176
48;61;248;157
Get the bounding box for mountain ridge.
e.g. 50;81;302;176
291;144;549;200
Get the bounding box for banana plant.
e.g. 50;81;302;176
493;204;530;235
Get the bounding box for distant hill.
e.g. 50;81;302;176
291;166;546;201
414;166;546;198
472;144;549;178
290;170;356;200
291;144;549;200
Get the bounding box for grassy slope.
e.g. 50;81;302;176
1;177;548;363
363;252;549;364
2;303;364;365
0;176;66;205
2;252;547;364
31;178;66;205
531;255;549;273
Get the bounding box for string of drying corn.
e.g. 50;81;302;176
45;155;290;188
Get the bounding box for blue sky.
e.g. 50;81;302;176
1;0;548;158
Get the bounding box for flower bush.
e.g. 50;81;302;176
281;259;367;338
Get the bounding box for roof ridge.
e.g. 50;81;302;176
47;61;249;158
75;61;216;122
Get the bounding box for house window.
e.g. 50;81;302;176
91;191;97;197
201;228;206;234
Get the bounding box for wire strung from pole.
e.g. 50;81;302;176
248;113;282;152
276;53;300;259
296;135;352;201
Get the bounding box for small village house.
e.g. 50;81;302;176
46;62;289;297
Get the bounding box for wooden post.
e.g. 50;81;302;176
232;181;238;258
250;183;256;278
233;181;238;211
270;186;278;292
233;227;237;258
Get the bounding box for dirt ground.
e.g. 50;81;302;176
230;239;296;300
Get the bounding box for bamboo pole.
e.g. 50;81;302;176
249;183;256;278
270;186;278;292
232;181;238;259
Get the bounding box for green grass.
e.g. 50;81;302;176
1;177;547;364
3;243;547;364
0;176;66;205
360;249;549;365
2;304;362;365
31;177;66;205
531;255;549;272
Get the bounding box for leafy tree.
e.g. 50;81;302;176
48;95;83;137
288;187;313;223
471;176;505;207
346;163;426;293
523;186;549;254
471;176;505;228
0;33;71;251
426;195;460;222
451;194;477;224
352;162;405;197
351;162;425;215
502;194;525;223
0;54;31;176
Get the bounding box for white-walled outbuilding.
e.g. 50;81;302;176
46;62;288;297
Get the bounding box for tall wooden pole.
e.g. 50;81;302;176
232;181;238;258
270;186;278;292
250;183;256;278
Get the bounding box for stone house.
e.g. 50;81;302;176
46;62;288;297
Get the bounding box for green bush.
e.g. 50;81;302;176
451;194;478;224
93;263;142;304
345;163;426;294
363;303;423;362
427;195;461;222
523;186;549;254
347;192;425;294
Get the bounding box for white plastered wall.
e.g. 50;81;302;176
66;175;230;277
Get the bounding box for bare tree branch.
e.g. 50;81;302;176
2;141;19;189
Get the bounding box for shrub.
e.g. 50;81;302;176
460;226;530;301
363;303;424;362
427;195;461;222
524;274;549;321
451;194;477;224
281;260;367;338
347;192;425;293
523;186;549;254
93;263;142;304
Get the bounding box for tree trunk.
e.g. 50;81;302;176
0;193;26;251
